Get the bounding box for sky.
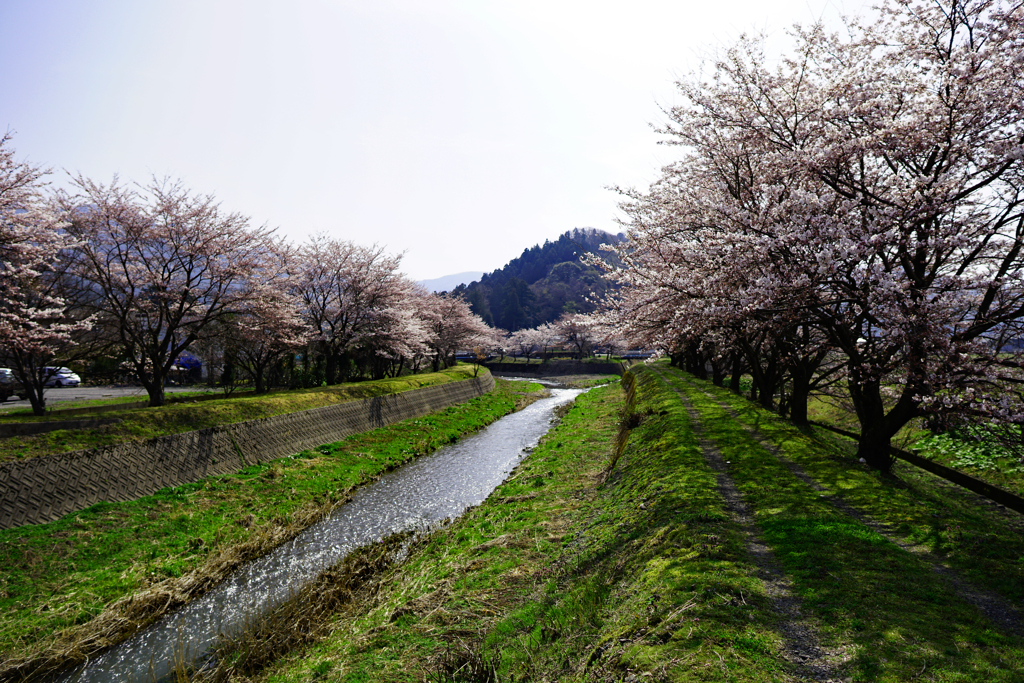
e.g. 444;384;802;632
0;0;867;281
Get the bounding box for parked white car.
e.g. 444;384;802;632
43;367;81;387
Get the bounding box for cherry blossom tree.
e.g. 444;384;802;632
294;235;412;383
534;322;563;360
0;135;95;414
508;327;541;362
219;241;310;393
509;324;562;361
417;291;492;371
359;283;428;379
764;0;1024;468
59;176;277;406
603;0;1024;470
555;313;599;360
229;285;310;393
489;328;510;362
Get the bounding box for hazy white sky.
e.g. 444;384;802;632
1;0;865;280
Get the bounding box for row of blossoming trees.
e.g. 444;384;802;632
595;0;1024;471
0;141;497;414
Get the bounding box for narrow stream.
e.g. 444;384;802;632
57;387;583;682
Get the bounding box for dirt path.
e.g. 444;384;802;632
670;370;1024;640
651;366;844;682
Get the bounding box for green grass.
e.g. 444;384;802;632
675;369;1024;604
0;366;480;462
661;364;1024;681
0;377;542;673
553;375;621;388
0;394;150;416
12;365;1023;681
803;381;1024;497
249;375;800;682
0;388;223;418
913;430;1024;498
246;365;1024;683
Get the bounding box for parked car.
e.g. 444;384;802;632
43;367;81;387
0;368;20;401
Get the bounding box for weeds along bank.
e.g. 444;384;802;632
240;370;805;681
0;377;547;681
213;364;1024;683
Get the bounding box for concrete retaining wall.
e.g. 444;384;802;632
0;374;494;530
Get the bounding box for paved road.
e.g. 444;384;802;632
0;385;220;411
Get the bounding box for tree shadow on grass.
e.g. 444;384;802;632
762;515;1023;681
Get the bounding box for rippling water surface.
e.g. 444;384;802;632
58;387;583;682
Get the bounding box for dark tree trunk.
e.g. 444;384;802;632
254;364;267;394
729;353;743;393
145;379;166;407
686;346;708;380
855;424;897;471
325;352;338;386
758;378;775;411
745;345;781;412
25;383;46;416
789;368;811;426
312;355;323;387
338;351;354;383
847;372;920;473
221;348;236;393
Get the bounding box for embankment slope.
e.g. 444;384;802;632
246;364;1024;682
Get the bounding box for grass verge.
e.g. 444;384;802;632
0;366;479;462
0;377;543;681
662;364;1024;681
222;366;1024;683
0;388;224;417
804;384;1024;499
239;374;803;682
18;366;1023;681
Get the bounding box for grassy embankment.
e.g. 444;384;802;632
0;366;482;463
706;374;1024;603
0;372;544;680
662;365;1024;681
805;385;1024;499
203;363;1024;682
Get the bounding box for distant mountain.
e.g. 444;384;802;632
451;228;624;331
418;271;485;293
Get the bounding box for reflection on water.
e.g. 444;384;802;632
57;388;583;682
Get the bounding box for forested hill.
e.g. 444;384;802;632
450;228;623;331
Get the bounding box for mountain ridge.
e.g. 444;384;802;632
451;228;623;331
418;271;485;293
